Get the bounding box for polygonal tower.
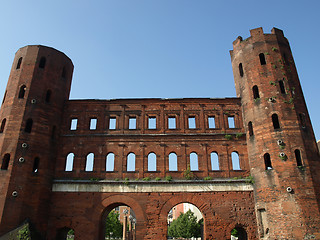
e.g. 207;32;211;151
0;46;73;237
230;27;320;239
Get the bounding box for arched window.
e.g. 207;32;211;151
39;57;46;68
295;149;303;166
231;226;248;240
272;114;280;129
33;157;40;173
106;153;115;171
45;90;52;103
1;153;10;170
239;63;244;77
85;153;94;172
127;153;135;172
168;152;178;171
259;53;266;65
148;152;157;171
264;153;272;170
25;118;33;133
65;153;74;171
252;85;260;99
18;85;26;99
16;57;22;69
279;80;286;94
231;152;241;170
190;152;198;171
0;118;6;133
248;121;254;136
210;152;219;170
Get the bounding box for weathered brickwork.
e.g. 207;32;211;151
0;27;319;239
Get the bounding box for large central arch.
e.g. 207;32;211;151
100;194;147;240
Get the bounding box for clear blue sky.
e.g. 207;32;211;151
0;1;319;140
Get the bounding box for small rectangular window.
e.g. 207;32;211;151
90;118;97;130
208;117;215;128
109;118;116;130
129;117;136;129
188;117;196;129
148;117;156;129
168;117;176;129
70;119;78;130
228;116;235;128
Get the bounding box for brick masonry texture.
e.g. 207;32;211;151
0;27;319;239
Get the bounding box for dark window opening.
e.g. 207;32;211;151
16;57;22;69
295;149;303;166
252;85;260;99
259;53;266;65
248;121;254;136
239;63;244;77
25;118;33;133
1;154;10;170
279;80;286;94
18;85;26;99
51;126;56;140
231;226;248;240
33;157;40;173
45;90;52;103
0;118;6;133
299;113;306;128
62;67;66;78
283;53;288;64
2;91;7;104
39;57;46;69
272;114;280;129
264;153;272;170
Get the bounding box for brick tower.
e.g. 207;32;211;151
0;46;73;237
230;27;320;239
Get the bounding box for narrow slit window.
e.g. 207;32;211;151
51;125;56;139
1;153;10;170
129;117;136;129
106;153;115;171
208;117;215;129
109;118;116;130
148;152;157;172
228;116;235;128
264;153;272;170
239;63;244;77
231;152;241;170
248;121;254;136
65;153;74;171
169;152;178;171
0;118;6;133
32;157;40;173
70;118;78;130
39;57;46;68
272;114;280;129
2;91;7;104
210;152;219;170
45;90;52;103
168;117;176;129
85;153;94;172
148;117;156;129
299;113;306;128
279;80;286;94
25;118;33;133
259;53;266;65
188;117;196;129
190;152;198;171
16;57;22;69
127;153;135;172
252;85;260;99
295;149;303;166
18;85;26;99
90;118;97;130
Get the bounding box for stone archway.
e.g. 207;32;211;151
99;194;147;240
